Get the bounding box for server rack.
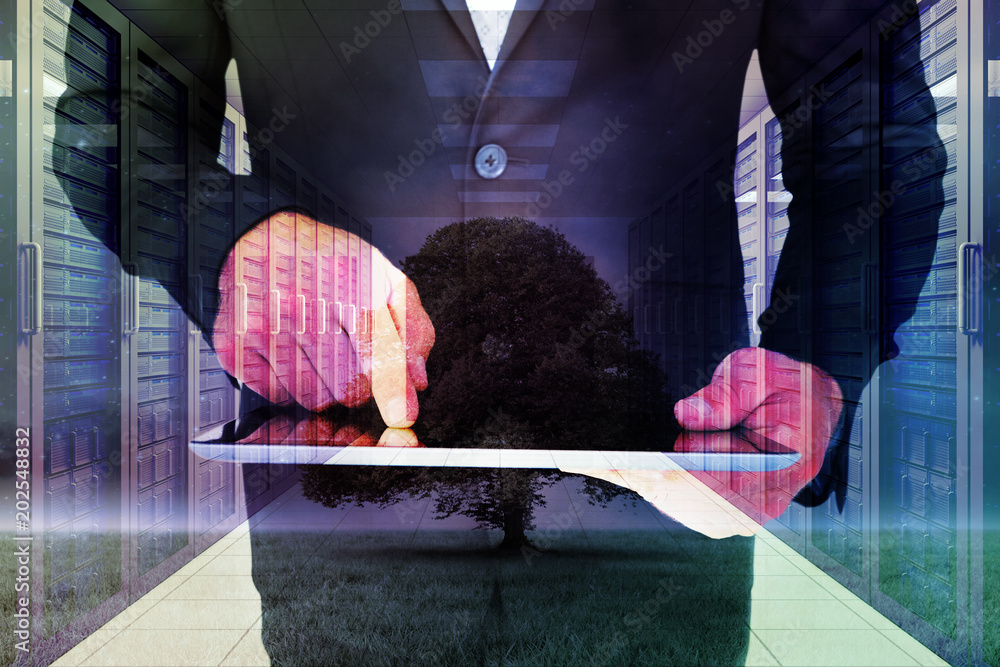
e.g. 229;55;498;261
23;0;130;661
0;17;16;667
190;83;241;553
127;33;196;596
234;118;278;518
750;13;979;659
661;195;681;397
681;179;705;396
979;2;1000;663
8;0;376;662
734;125;762;348
627;0;988;663
738;109;810;553
805;44;873;600
628;138;750;403
872;2;970;663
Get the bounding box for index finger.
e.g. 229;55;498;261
332;243;418;427
387;274;435;391
369;302;419;428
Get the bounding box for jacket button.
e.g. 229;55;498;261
475;144;507;179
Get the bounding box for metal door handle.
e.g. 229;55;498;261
271;289;281;334
317;298;327;334
298;295;307;334
134;272;141;333
124;264;139;335
341;303;357;334
189;275;203;336
19;242;42;335
236;283;248;335
751;282;764;335
959;242;982;335
861;263;877;335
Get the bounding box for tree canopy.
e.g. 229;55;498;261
302;217;675;547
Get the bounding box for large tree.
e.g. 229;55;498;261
302;217;675;548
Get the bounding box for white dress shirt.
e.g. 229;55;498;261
465;0;518;70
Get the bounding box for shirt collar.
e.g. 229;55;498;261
465;0;518;70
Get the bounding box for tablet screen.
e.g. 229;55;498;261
190;405;801;473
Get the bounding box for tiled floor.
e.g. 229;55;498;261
51;480;951;667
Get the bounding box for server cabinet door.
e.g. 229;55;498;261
704;154;736;352
234;118;271;515
737;119;764;348
235;118;303;514
296;174;320;415
5;12;25;667
318;188;337;229
268;146;297;415
802;38;876;592
977;1;999;664
1;11;17;606
28;0;130;661
680;178;705;394
661;195;683;398
127;33;195;597
648;204;668;369
873;1;968;662
192;86;241;552
628;219;643;343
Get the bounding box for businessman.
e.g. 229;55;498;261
176;0;937;505
56;0;943;663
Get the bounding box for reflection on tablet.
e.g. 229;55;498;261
190;408;800;472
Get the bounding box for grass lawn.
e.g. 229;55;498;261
985;530;1000;667
0;534;15;667
248;528;754;667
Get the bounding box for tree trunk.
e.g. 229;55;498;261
498;503;529;550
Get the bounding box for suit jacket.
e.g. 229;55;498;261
50;1;945;662
98;0;941;377
59;0;943;459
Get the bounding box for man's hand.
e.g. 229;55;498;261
213;211;435;428
673;348;842;483
562;348;843;539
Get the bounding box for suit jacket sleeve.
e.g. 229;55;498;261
756;0;946;398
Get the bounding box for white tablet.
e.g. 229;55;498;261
189;408;801;473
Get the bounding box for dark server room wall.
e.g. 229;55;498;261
2;0;374;663
627;1;995;665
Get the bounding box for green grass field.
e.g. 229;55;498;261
0;534;15;667
984;531;1000;667
247;528;755;667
